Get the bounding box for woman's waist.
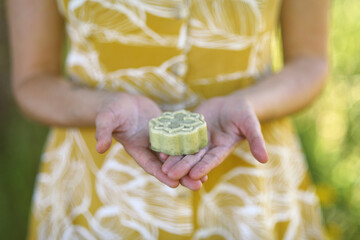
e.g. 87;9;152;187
68;74;259;111
66;58;273;111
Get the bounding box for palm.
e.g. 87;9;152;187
163;96;268;182
95;94;179;188
112;96;159;149
203;98;243;150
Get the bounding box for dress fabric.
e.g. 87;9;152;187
27;0;325;239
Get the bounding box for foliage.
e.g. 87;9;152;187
293;0;360;239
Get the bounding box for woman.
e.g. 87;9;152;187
8;0;329;239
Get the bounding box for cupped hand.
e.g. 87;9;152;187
162;95;268;182
95;93;204;190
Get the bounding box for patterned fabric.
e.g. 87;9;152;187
27;0;325;239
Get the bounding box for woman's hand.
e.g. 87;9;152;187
95;93;180;187
95;93;204;190
162;95;268;182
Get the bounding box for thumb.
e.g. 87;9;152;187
95;112;115;153
239;114;268;163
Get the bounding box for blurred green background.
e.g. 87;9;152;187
0;0;359;239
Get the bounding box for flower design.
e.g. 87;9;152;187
150;110;205;134
149;110;208;155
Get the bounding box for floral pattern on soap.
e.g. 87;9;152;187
149;110;208;155
151;110;205;134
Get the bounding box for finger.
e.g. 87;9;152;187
189;145;232;180
95;129;113;154
156;152;168;163
167;147;208;180
161;155;184;174
200;175;208;183
180;176;202;191
159;153;169;161
126;146;179;188
241;114;268;163
95;112;115;154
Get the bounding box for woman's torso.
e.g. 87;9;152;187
27;1;326;239
58;0;282;110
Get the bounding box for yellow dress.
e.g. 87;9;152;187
28;0;325;239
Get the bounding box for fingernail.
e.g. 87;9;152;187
192;181;202;191
168;170;182;181
167;180;179;188
161;164;169;174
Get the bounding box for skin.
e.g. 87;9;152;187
7;0;329;191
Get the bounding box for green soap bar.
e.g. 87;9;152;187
149;110;208;155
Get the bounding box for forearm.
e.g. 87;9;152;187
7;0;111;127
233;57;328;122
14;75;116;127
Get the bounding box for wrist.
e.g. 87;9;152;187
225;92;262;121
97;91;133;114
226;92;253;108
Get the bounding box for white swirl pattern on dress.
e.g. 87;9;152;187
29;1;324;239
